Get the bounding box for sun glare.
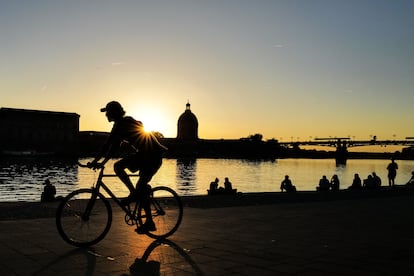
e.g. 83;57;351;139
135;109;166;134
143;117;163;133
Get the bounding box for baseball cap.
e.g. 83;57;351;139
100;101;123;113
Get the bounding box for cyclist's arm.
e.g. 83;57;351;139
90;133;121;167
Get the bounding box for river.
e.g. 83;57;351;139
0;157;413;202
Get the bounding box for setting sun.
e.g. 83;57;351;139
132;108;167;134
142;114;164;133
143;117;164;133
127;103;184;138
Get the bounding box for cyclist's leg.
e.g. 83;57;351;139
140;186;183;239
135;156;162;233
114;157;137;194
136;174;153;221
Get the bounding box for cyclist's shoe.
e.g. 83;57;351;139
135;221;156;234
120;193;138;205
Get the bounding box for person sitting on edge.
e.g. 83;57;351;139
41;179;56;202
348;173;362;190
363;175;375;189
317;175;330;191
88;101;167;234
330;174;340;191
280;175;296;192
210;177;219;191
372;172;382;188
224;177;233;191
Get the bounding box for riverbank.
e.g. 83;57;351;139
1;185;413;220
2;191;414;274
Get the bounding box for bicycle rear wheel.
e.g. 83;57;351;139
138;186;183;239
56;188;112;247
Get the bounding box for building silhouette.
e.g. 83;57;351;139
177;102;198;141
0;108;79;156
0;102;281;159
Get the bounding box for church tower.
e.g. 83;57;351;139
177;102;198;140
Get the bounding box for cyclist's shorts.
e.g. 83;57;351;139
117;152;162;177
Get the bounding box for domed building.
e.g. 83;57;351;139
177;102;198;141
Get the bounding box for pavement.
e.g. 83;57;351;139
1;192;414;275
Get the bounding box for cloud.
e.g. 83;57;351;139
111;62;125;66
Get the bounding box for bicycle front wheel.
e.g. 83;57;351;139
138;186;183;239
56;189;112;247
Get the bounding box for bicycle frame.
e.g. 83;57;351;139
87;165;141;220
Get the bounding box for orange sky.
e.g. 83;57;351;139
1;1;413;141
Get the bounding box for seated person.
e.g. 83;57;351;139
372;172;382;188
209;178;219;191
348;173;362;190
41;179;56;202
363;175;375;189
330;174;340;191
317;175;330;191
280;175;296;192
224;177;233;191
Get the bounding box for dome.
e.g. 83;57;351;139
177;102;198;140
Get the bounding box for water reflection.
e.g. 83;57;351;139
176;158;197;195
1;158;414;202
0;158;78;202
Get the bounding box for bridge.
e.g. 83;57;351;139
279;137;414;165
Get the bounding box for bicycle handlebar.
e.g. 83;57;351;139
77;162;88;168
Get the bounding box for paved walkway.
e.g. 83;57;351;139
1;194;414;275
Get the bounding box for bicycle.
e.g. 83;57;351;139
56;162;183;247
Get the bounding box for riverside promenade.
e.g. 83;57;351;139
1;190;414;275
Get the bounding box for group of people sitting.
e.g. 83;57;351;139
348;172;384;190
208;177;237;195
316;175;340;191
286;170;414;193
318;171;414;191
316;172;384;191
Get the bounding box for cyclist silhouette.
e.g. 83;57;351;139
89;101;167;233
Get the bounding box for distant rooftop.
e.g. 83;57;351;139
0;107;79;117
